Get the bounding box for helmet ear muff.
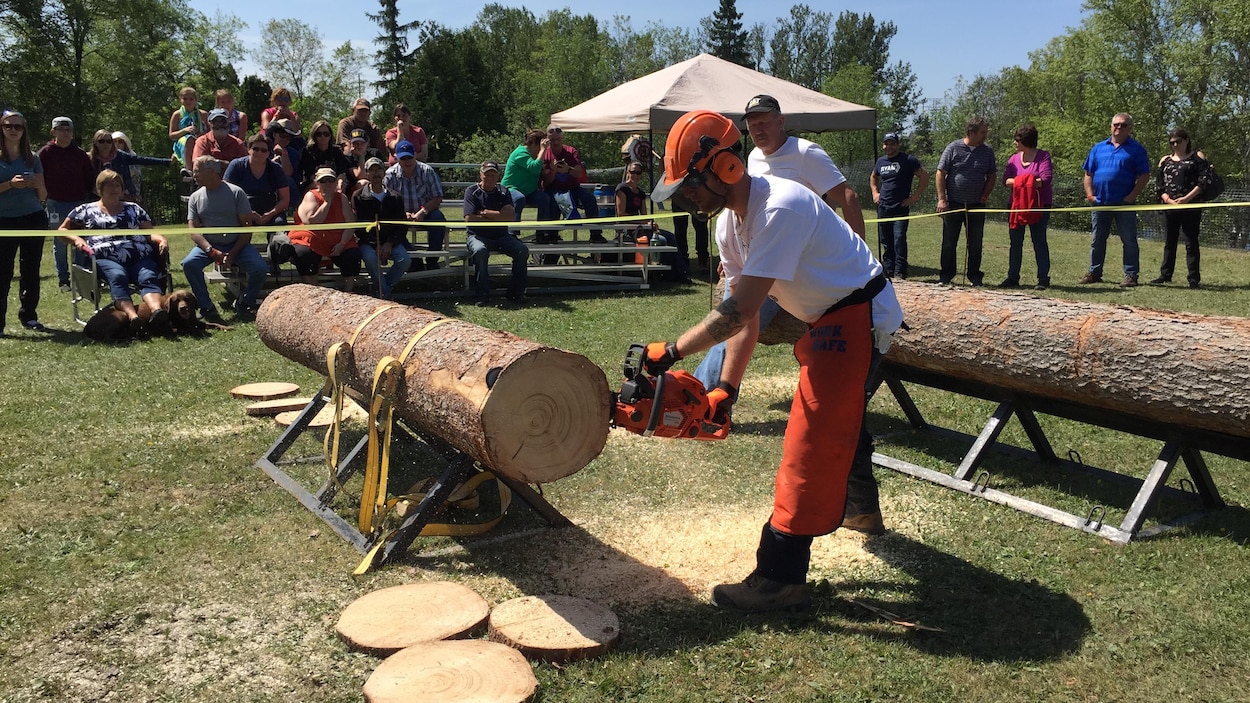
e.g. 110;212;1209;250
706;147;743;185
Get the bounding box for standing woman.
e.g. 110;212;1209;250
168;86;207;167
0;110;50;334
1000;123;1053;290
89;130;173;202
1151;128;1206;289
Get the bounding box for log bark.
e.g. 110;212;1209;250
724;279;1250;440
256;285;609;483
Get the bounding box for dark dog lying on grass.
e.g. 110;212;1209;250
84;290;233;341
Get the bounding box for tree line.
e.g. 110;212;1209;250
2;0;1245;209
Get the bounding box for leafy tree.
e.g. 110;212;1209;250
239;74;273;130
254;18;323;97
399;22;499;160
768;4;832;90
299;41;371;125
703;0;751;67
367;0;419;97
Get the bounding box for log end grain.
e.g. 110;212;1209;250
363;640;537;703
336;582;490;656
488;595;621;664
229;381;299;400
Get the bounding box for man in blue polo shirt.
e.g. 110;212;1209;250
1079;112;1151;287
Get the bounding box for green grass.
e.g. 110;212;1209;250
2;219;1249;702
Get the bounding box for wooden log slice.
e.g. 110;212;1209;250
245;397;314;416
256;285;609;483
488;595;620;664
337;582;490;656
274;399;367;428
363;640;537;703
229;381;299;400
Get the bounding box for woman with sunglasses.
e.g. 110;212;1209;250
88;129;174;202
168;86;207;167
259;88;301;135
0;109;49;334
223;133;290;228
615;161;683;279
299;120;351;192
1151;128;1209;288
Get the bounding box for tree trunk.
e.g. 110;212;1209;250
720;279;1250;439
256;285;610;483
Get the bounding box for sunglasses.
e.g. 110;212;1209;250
628;170;643;175
3;124;26;131
1169;139;1184;145
275;96;291;104
96;138;113;143
548;128;562;134
399;155;415;161
313;131;331;137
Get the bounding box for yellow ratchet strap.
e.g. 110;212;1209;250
358;356;403;535
322;341;354;484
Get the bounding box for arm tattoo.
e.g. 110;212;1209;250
705;297;747;343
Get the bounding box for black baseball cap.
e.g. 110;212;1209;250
743;95;781;115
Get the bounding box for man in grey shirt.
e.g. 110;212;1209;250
935;116;996;285
181;155;268;320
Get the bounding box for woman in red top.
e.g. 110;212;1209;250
288;167;361;291
385;103;428;164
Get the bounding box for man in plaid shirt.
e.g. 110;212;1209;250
383;140;446;270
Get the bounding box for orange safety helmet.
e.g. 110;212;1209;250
651;109;743;203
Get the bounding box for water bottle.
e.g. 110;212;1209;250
634;233;648;264
47;206;60;229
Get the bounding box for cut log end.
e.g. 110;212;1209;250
336;582;490;656
488;595;621;664
363;640;537;703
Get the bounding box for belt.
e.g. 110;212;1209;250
821;273;887;318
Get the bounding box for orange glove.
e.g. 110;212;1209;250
706;381;737;424
643;341;682;375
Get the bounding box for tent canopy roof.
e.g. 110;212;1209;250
549;53;877;134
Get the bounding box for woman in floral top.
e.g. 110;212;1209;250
1152;127;1208;288
59;170;168;331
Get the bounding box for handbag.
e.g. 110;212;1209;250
1196;158;1224;202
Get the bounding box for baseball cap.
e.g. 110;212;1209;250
314;166;337;182
349;128;367;143
271;117;300;136
353;97;371;110
883;132;900;143
208;108;229;123
743;95;781;115
365;157;385;170
394;140;416;158
52;116;73;129
480;160;500;173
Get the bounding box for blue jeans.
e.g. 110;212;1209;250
96;255;162;302
1089;209;1139;277
359;243;412;298
47;199;87;284
876;204;910;277
558;188;601;239
509;188;554;222
412;209;446;253
181;242;268;314
1007;212;1051;283
467;233;528;298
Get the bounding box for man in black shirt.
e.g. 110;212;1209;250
463;161;528;305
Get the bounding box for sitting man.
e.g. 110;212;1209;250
181;155;268;321
463;161;527;306
383;140;446;270
541;123;600;242
336;97;386;158
353;156;411;299
188;108;247;172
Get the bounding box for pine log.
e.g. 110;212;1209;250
488;595;620;663
363;640;537;703
256;285;609;483
719;279;1250;440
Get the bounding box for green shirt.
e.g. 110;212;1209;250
501;144;543;194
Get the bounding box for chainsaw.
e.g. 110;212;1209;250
610;343;730;440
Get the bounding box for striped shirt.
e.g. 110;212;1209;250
382;161;443;212
937;139;996;204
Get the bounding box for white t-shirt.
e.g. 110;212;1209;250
746;137;846;196
719;176;902;333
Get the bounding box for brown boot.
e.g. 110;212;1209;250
711;573;811;613
841;511;886;535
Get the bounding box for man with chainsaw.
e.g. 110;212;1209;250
644;109;903;613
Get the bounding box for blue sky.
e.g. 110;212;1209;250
194;0;1090;106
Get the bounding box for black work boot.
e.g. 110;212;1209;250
711;523;813;613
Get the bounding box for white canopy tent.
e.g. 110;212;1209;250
549;53;877;134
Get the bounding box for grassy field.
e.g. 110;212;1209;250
2;216;1249;702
